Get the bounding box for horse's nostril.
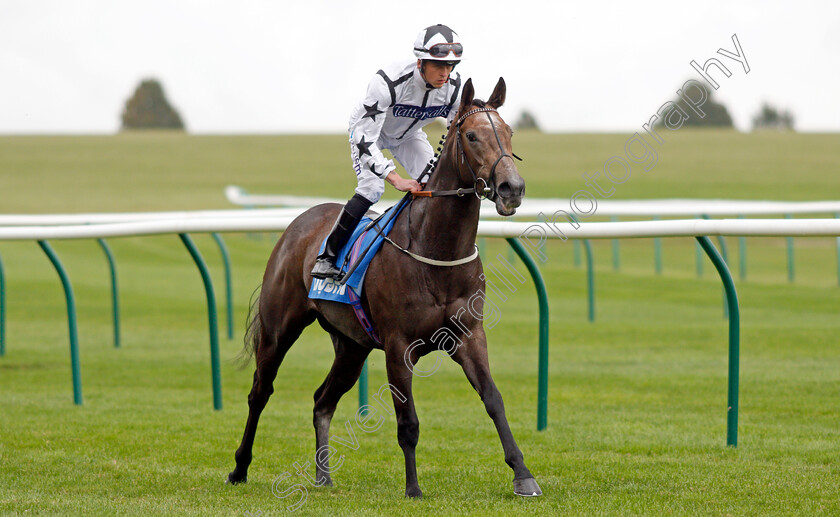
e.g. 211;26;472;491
497;182;512;198
511;179;525;197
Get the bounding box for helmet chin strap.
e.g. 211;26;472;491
419;62;433;89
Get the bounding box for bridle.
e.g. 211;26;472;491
377;106;522;271
455;107;518;201
411;106;521;200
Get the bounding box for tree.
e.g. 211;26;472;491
656;81;734;128
121;79;185;131
514;110;541;131
752;102;795;131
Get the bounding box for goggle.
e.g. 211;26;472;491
416;42;463;58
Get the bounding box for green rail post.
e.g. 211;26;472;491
506;237;549;431
97;239;120;349
583;239;595;322
0;251;5;357
696;236;739;447
37;241;83;406
716;236;729;264
785;214;795;283
508;218;517;263
696;216;706;278
573;239;581;268
179;234;223;411
610;216;620;271
695;241;704;277
358;359;369;415
737;216;747;281
210;233;234;340
653;216;663;275
717;235;730;318
836;213;840;287
701;216;729;317
699;216;729;265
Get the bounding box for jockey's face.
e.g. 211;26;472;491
418;60;454;89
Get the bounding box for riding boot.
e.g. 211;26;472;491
311;193;373;279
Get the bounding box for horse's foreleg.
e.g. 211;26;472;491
452;339;542;497
312;336;371;486
385;346;422;498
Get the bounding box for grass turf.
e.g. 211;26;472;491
1;130;839;515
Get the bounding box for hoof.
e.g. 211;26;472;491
405;486;423;499
226;472;247;485
316;476;333;487
513;477;542;497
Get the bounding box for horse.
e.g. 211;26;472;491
227;77;542;499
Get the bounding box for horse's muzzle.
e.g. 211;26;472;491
494;175;525;216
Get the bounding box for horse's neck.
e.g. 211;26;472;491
406;146;481;260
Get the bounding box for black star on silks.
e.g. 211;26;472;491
369;163;377;176
356;136;373;157
424;24;455;45
362;101;384;121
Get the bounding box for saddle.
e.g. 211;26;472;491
307;199;410;344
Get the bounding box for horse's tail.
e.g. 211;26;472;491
236;285;263;367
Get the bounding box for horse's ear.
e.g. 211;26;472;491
487;77;506;109
459;78;475;111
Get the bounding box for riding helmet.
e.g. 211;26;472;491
413;24;463;66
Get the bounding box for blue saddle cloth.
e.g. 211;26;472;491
308;200;407;304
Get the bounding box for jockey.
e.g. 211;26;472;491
311;24;464;279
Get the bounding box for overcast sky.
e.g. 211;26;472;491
2;0;838;133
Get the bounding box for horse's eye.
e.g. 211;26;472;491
466;131;477;142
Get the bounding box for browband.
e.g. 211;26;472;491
456;107;497;126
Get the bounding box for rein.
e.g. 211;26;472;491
410;186;482;198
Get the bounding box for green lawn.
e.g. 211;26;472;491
1;131;839;516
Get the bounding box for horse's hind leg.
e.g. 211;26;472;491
227;309;313;485
452;333;542;497
312;334;371;486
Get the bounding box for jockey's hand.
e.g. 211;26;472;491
386;172;422;193
397;179;422;193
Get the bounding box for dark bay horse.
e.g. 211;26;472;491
227;78;542;498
